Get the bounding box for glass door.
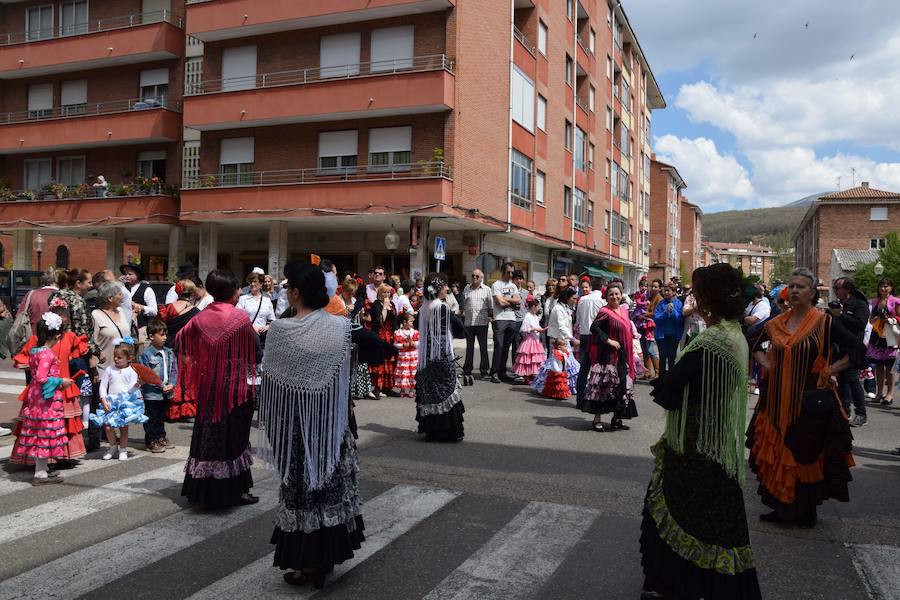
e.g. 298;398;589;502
26;5;54;41
60;0;88;36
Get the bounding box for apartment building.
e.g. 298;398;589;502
0;0;664;286
678;197;702;279
647;157;684;282
705;241;776;283
794;182;900;286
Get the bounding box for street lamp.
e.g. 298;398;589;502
32;233;44;271
875;261;885;276
384;225;400;275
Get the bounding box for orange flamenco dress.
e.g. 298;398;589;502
10;332;87;464
746;309;862;521
159;303;200;421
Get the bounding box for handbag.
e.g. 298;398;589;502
6;290;34;355
801;387;836;416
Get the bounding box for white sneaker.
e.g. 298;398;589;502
102;445;118;460
866;392;876;399
118;450;128;461
0;426;12;437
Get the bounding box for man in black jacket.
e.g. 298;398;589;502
830;277;871;426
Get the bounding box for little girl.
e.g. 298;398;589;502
514;298;547;384
532;338;580;400
16;312;73;485
393;313;420;397
91;338;148;461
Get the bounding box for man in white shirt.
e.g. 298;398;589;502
120;263;157;339
574;277;607;406
462;269;493;383
393;279;415;316
366;266;391;303
490;262;522;383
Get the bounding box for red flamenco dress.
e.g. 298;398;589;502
160;302;200;420
368;301;397;392
393;328;419;396
534;348;575;400
11;332;87;464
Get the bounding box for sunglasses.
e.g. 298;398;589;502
472;274;481;278
374;271;385;275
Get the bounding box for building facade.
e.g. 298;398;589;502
705;241;776;283
647;157;684;282
0;0;665;288
794;182;900;285
679;197;702;279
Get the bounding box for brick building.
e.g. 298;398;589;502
679;197;702;279
647;157;685;281
0;0;665;287
705;241;776;283
794;182;900;285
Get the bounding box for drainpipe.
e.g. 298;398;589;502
505;0;515;234
570;11;577;252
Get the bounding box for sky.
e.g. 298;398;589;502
625;0;900;212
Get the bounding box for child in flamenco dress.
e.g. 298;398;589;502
15;312;75;485
514;297;547;384
393;312;420;397
531;337;580;399
90;338;153;461
10;305;86;466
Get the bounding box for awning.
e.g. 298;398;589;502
580;265;619;279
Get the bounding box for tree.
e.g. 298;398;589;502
852;231;900;298
766;232;795;286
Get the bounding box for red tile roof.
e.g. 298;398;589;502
820;184;900;200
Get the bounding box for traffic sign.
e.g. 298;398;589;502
434;236;446;261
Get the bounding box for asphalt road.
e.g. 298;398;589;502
1;367;899;600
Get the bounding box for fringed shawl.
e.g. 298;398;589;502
257;311;351;490
174;301;257;424
591;305;635;378
418;299;454;366
665;320;749;482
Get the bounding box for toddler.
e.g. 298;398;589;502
91;338;148;461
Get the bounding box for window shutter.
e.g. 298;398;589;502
61;80;87;106
220;137;254;164
318;130;358;157
139;68;169;87
221;46;257;91
370;26;414;71
368;127;411;153
27;83;53;111
320;33;361;77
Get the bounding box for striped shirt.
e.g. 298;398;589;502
463;283;493;327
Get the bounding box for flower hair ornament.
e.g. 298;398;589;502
174;281;185;295
114;336;136;347
49;297;68;309
41;312;63;331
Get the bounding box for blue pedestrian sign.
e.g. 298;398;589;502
434;236;446;261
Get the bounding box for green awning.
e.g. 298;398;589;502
579;265;619;279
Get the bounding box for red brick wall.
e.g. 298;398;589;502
816;203;900;281
0;0;146;37
0;234;107;273
649;161;675;275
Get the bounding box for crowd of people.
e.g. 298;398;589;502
0;254;892;597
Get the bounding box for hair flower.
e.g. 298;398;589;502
115;336;136;346
49;297;68;309
42;312;63;331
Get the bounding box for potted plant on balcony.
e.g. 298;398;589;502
149;176;161;194
121;183;135;196
200;175;216;188
108;183;124;197
132;176;151;195
18;190;36;201
73;183;92;199
47;181;68;200
163;183;178;196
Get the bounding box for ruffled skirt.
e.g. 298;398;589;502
15;395;67;460
167;356;196;420
514;336;546;377
416;357;465;442
394;350;418;391
580;362;638;418
90;390;148;428
352;363;373;398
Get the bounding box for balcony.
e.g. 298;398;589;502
183;54;454;130
0;11;184;79
0;191;179;229
0;98;181;154
180;161;453;220
186;0;454;42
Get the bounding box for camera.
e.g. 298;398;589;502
827;300;841;310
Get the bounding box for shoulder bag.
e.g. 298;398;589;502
6;290;34;355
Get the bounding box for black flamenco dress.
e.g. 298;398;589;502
415;302;466;442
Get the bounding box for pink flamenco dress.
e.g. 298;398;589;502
14;347;68;464
514;313;547;383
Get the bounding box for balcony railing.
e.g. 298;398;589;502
575;96;589;114
2;185;175;203
0;97;179;125
575;33;592;55
184;161;452;189
1;10;183;46
513;27;536;55
186;54;454;95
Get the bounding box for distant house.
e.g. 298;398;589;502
829;248;880;286
679;198;703;276
705;241;776;282
793;182;900;284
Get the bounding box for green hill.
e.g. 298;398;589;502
702;204;808;246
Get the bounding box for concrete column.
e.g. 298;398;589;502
198;223;219;281
357;251;374;276
409;216;430;281
12;230;34;270
167;225;186;277
267;221;289;279
106;229;125;270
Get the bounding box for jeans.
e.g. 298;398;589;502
464;325;490;376
837;368;866;418
575;335;592;404
142;399;168;445
491;319;518;378
512;319;524;365
657;336;680;380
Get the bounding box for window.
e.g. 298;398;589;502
605;210;610;232
643;230;650;255
567;0;573;20
620;171;629;202
871;237;887;249
370;26;414;72
587;199;594;227
589;29;596;53
59;0;87;36
611;212;620;245
607;56;612;79
565;120;573;151
221;46;257;92
620;123;630;157
538;21;548;55
368;126;411;171
574;127;586;170
536;170;545;205
318;130;358;174
621;78;631;111
870;207;888;221
611;162;619;198
620;216;629;246
27;83;53;119
606;106;612;130
607;4;613;27
563;186;572;217
219;137;255;185
56;156;85;187
588;143;595;170
644;152;651;182
565;55;573;85
537;95;547;131
511;66;535;132
613;18;622;48
137;151;167;180
645;116;652;145
55;245;70;269
60;79;87;115
24;159;52;191
320;32;361;78
588;85;595;111
605;159;611;182
26;5;54;41
573;187;586;229
139;68;169;106
510;150;532;209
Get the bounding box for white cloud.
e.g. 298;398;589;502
654;135;753;211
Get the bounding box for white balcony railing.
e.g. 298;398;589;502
0;97;179;125
1;10;183;46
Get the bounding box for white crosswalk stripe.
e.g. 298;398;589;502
0;383;23;395
0;455;135;496
0;462;184;544
187;484;461;599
